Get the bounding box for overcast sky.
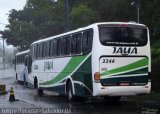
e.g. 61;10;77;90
0;0;26;31
0;0;26;48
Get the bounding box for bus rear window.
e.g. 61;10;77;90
99;26;147;46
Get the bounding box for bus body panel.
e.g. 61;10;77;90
16;64;25;81
29;54;93;96
93;82;151;96
15;50;29;83
100;56;148;86
28;22;151;98
92;23;151;96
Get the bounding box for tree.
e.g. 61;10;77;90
70;4;97;29
2;0;160;52
2;0;66;50
152;0;160;41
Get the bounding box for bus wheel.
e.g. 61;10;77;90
37;88;43;97
34;77;38;89
23;74;26;86
66;82;74;102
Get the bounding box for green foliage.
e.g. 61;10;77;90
2;0;152;50
70;4;97;29
2;20;39;49
152;0;160;41
87;0;135;22
152;58;160;92
140;0;160;92
151;39;160;92
1;0;160;90
2;0;66;50
1;0;138;50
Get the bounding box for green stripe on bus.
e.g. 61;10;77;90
101;58;148;77
111;67;148;77
40;55;88;85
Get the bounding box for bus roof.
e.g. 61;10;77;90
16;50;29;56
31;22;147;46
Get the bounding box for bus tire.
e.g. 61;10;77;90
66;82;74;102
37;88;43;97
23;74;27;86
34;77;38;89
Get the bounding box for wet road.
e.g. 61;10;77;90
0;68;160;114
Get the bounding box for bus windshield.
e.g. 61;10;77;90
99;25;147;46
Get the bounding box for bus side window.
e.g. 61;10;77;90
33;45;35;59
48;40;52;57
20;55;22;63
46;41;49;58
46;42;48;58
71;33;82;55
42;42;47;58
20;56;22;63
18;56;20;64
71;34;76;54
82;30;93;54
22;55;23;63
44;42;47;58
57;38;61;56
50;40;54;57
30;45;34;58
38;44;40;59
24;56;28;66
42;43;44;58
53;39;57;57
39;43;43;58
34;44;37;59
61;37;67;56
77;33;82;54
20;56;21;63
66;36;71;55
22;55;24;63
61;36;71;56
37;44;40;58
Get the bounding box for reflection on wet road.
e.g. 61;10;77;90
0;69;159;114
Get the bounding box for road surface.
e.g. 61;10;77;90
0;68;159;114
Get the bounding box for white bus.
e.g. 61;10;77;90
27;22;151;101
15;50;29;84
